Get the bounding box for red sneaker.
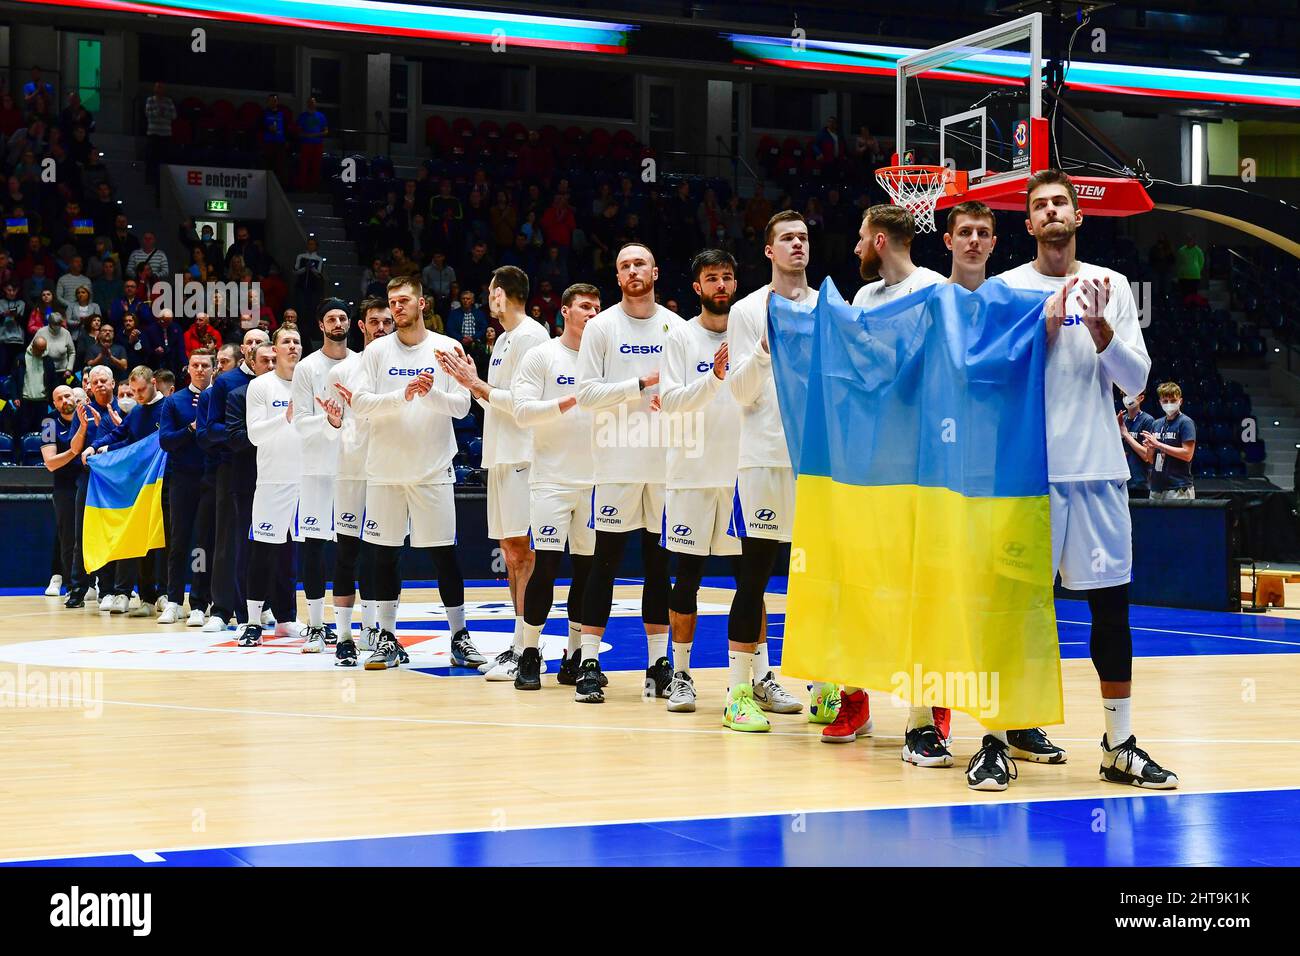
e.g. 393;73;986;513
822;690;873;743
932;707;952;747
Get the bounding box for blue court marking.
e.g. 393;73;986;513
7;788;1298;867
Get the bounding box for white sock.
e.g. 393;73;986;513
753;642;771;682
378;600;399;635
360;599;376;628
673;639;692;676
567;621;581;655
985;728;1009;745
581;631;600;664
308;597;324;628
647;631;668;665
728;648;752;692
334;603;353;635
521;621;543;650
445;604;467;634
246;600;263;627
1104;697;1132;748
512;615;525;655
907;706;933;731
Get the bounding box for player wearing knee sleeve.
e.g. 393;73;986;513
995;169;1176;790
323;298;393;666
726;212;823;731
438;265;550;680
235;328;303;646
348;277;472;672
575;243;684;704
509;283;601;691
292;299;351;654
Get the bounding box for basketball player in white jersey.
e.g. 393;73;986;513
437;265;550;680
996;169;1176;789
320;298;394;667
348;277;474;672
509;283;602;691
725;211;820;732
292;299;351;654
816;204;950;752
239;327;303;646
574;243;684;704
663;248;801;722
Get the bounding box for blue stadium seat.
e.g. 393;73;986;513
0;433;13;465
466;437;482;467
20;432;44;466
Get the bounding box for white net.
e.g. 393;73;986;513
875;166;951;233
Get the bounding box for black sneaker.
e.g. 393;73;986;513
364;630;401;670
237;624;263;647
574;659;605;703
393;636;410;665
514;647;542;691
324;627;338;646
64;591;85;609
1007;727;1068;764
334;638;358;667
557;649;581;686
643;656;673;699
902;726;954;768
966;735;1018;791
450;628;487;668
1100;734;1179;790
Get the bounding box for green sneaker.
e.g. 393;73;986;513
723;684;771;733
807;683;841;724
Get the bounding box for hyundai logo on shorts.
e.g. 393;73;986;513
339;512;356;522
365;519;378;529
258;522;273;531
754;508;776;522
538;525;558;536
303;516;317;525
600;505;618;516
673;524;692;537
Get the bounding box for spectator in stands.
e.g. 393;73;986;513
421;250;455;306
293;237;323;282
463;190;492;251
144;308;185;375
0;280;25;369
110;277;149;330
429;179;462;222
815;115;846;161
17;234;56;283
516;128;554;185
199;225;221;271
295;96;329;192
110;213;138;262
1143;382;1197;501
540;193;576;250
449;289;487;347
0;93;22;139
126;231;168;279
389;246;419;280
26;290;71;364
1118;389;1156;494
461;240;495;298
55;254;91;315
853;124;883;166
490;189;518;251
499;230;537;278
76;314;101;367
261;93;289;184
225;224;267;278
590;202;621;271
422;300;444;335
10;333;56;434
143;81;176;187
745;186;773;235
85;322;128;381
536;243;569;295
183;312;222;357
85;236;114;280
259;264;288;317
66;285;100;347
22;66;54;110
528;279;561;331
1176;234;1204;300
0;250;12;288
364;262;390;299
92;257;122;315
120;313;147;369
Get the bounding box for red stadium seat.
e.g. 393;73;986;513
478;120;501;141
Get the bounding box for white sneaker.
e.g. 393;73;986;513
155;595;169;613
157;602;183;624
110;594;129;614
752;672;804;714
128;600;152;617
274;620;307;639
127;593;142;613
301;625;327;654
666;672;697;713
484;649;521;681
98;594;114;612
357;626;380;651
201;615;228;633
261;610;277;627
186;609;206;627
45;574;63;597
86;586;98;603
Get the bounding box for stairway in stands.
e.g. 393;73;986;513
94;132;167;256
286;192;363;304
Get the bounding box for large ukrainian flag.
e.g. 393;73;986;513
768;278;1062;730
82;432;168;573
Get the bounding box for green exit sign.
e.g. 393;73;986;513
206;199;230;213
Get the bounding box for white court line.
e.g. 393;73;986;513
1058;619;1300;648
4;780;1298;867
132;851;164;863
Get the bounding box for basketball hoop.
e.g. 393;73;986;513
875;165;954;233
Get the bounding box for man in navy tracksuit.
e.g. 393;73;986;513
158;348;218;625
84;365;167;615
196;329;268;630
65;366;122;608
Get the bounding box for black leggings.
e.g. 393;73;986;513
523;550;593;627
729;537;780;645
246;540;297;622
1087;583;1133;683
300;538;328;600
371;543;465;607
332;534;365;599
669;552;709;615
582;529;670;629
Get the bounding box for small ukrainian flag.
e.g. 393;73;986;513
768;278;1063;730
82;432;168;573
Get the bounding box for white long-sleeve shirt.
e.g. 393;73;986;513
478;316;550;468
512;338;593;487
997;261;1150;483
851;266;946;309
660;316;739;489
246;371;300;484
350;330;471;485
291;348;348;476
727;284;818;470
326;352;369;481
576;302;683;484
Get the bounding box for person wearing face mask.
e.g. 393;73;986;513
42;384;90;601
116;379;137;414
1118;389;1157;494
1143;382;1197;501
